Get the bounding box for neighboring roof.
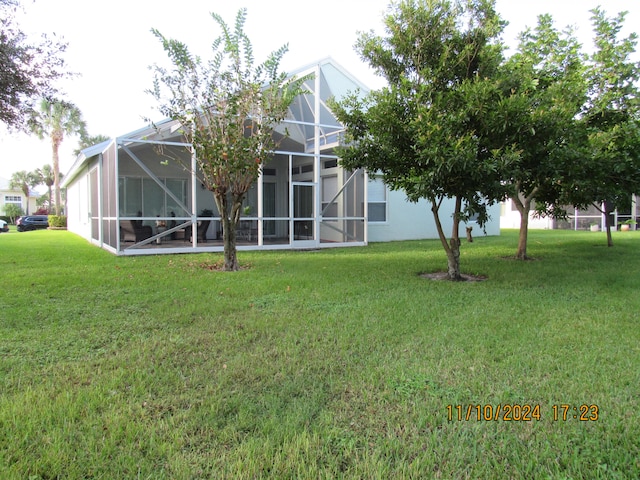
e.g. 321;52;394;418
0;176;31;194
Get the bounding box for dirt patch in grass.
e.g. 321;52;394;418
419;271;487;282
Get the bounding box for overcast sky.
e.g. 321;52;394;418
1;0;638;183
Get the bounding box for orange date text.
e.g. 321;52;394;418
447;404;542;421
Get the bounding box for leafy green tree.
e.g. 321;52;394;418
331;0;513;280
149;8;306;271
35;192;48;211
3;202;22;223
562;8;640;247
29;99;87;215
0;0;69;131
9;169;37;214
500;15;587;259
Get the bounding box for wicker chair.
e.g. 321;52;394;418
121;219;153;243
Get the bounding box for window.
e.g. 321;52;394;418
367;177;387;222
323;159;338;169
4;195;22;205
322;175;338;218
118;177;187;217
119;178;142;216
263;182;276;236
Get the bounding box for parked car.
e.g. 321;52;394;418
0;219;8;233
16;215;49;232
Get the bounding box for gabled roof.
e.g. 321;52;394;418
290;57;371;95
61;139;114;188
63;58;370;185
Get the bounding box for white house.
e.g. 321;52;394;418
0;177;38;217
62;58;499;256
500;197;639;231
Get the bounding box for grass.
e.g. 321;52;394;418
0;228;639;479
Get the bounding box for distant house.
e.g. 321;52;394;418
0;177;37;217
500;196;640;231
62;58;500;256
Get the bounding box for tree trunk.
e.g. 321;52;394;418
22;187;30;215
465;226;473;242
512;186;537;260
214;191;244;271
222;215;238;271
516;213;529;260
604;200;614;247
515;200;531;260
446;236;462;280
448;196;463;280
52;138;62;216
431;195;463;281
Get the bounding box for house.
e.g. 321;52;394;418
62;58;500;256
0;177;38;217
500;196;640;231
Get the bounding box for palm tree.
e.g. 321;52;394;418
74;133;110;156
30;99;86;215
36;164;55;212
9;170;38;215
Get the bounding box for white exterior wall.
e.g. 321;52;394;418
0;179;38;216
500;200;554;230
65;167;92;241
368;189;501;242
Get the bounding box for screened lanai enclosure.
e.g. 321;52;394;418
64;59;369;255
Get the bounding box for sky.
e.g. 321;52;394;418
1;0;638;184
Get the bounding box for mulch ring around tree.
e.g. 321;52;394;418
500;255;540;261
419;271;487;282
188;259;252;271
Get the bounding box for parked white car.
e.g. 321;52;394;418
0;219;8;233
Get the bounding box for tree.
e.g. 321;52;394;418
149;8;306;271
0;0;69;131
331;0;513;280
35;164;55;212
35;193;49;212
9;169;37;215
562;8;640;247
29;99;86;216
3;203;22;223
74;133;110;156
500;15;587;259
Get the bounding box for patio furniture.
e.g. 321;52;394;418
168;216;177;240
238;220;257;241
184;220;211;243
196;220;211;242
121;219;153;243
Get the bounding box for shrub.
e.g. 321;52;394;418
48;215;67;228
3;204;23;223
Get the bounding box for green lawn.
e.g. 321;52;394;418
1;229;639;479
